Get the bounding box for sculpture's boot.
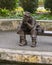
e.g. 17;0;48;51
19;36;27;46
31;37;37;47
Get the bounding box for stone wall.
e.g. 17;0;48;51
0;19;21;31
36;20;52;31
0;19;52;31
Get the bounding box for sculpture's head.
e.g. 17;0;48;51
23;11;31;18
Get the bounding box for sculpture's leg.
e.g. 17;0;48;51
20;35;27;45
24;35;27;45
19;30;27;46
30;28;37;47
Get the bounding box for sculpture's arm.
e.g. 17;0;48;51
25;19;37;29
25;22;33;29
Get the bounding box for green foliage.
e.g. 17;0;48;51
44;0;52;13
32;13;52;20
0;0;18;10
0;8;10;16
0;6;52;20
0;8;23;18
19;0;38;13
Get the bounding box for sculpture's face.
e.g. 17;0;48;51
24;12;30;18
23;13;30;22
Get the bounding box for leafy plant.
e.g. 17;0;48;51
0;8;10;16
19;0;38;13
44;0;52;13
0;0;18;10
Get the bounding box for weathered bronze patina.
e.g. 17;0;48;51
17;12;44;47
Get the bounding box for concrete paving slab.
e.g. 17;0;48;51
0;31;52;52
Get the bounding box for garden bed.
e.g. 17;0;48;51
0;13;52;20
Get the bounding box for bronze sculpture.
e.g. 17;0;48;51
17;11;44;47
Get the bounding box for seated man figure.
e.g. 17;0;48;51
17;12;37;47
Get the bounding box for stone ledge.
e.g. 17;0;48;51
0;19;52;31
0;48;52;64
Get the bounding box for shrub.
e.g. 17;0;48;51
15;7;24;17
0;0;18;10
0;8;10;16
44;0;52;13
19;0;38;13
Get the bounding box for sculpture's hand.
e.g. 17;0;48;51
25;22;33;29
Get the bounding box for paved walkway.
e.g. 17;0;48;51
0;31;52;52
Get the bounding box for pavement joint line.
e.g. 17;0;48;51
0;48;52;56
